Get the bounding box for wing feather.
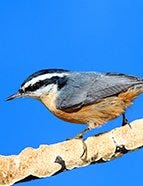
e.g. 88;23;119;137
56;72;142;111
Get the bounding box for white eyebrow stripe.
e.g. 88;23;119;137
23;73;68;89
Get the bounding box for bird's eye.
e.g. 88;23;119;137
24;81;43;92
32;82;40;89
26;82;41;92
19;89;24;94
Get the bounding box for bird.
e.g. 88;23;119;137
6;69;143;138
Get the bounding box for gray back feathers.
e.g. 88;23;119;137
56;72;143;111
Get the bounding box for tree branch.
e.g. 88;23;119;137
1;119;143;186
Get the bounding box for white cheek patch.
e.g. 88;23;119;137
30;84;58;98
23;73;68;90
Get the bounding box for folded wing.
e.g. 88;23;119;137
56;72;142;111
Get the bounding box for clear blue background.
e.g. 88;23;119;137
1;1;143;185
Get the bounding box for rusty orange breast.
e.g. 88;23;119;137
39;90;130;127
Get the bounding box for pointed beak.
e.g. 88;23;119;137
6;92;23;101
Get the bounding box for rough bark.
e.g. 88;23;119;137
0;119;143;186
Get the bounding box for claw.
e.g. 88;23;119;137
122;113;132;128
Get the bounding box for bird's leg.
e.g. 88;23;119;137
122;113;131;128
75;127;91;139
75;121;95;139
122;113;128;125
66;127;90;140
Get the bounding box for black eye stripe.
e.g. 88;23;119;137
21;69;69;87
24;76;67;92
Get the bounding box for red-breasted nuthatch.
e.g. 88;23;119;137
6;69;143;138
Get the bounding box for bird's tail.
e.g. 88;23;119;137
119;82;143;104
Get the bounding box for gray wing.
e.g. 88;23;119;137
56;72;142;111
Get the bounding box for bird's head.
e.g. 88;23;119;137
6;69;69;101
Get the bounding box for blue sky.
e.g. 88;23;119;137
1;0;143;186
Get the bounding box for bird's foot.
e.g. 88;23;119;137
122;113;132;128
66;127;90;141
